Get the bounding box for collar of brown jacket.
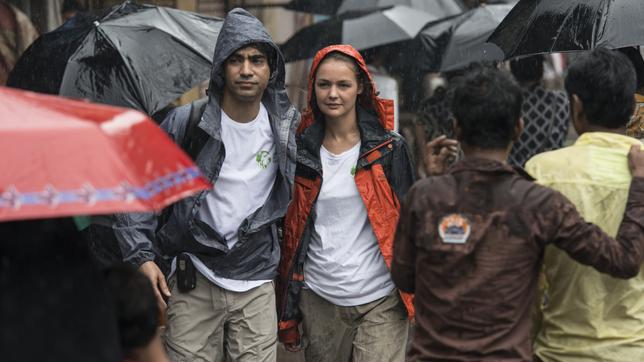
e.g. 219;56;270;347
449;157;535;181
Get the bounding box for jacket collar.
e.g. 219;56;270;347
298;106;390;159
449;157;535;181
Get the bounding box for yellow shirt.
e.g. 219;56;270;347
526;132;644;362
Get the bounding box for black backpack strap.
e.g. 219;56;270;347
182;97;209;161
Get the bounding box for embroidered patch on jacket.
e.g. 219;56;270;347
438;214;471;244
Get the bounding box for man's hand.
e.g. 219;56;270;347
424;135;459;176
629;144;644;178
139;261;171;310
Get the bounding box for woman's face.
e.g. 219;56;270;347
314;58;363;121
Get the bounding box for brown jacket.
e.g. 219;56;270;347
392;157;644;361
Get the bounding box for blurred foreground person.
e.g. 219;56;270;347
508;55;569;167
278;45;416;362
104;264;169;362
527;48;644;362
392;65;644;362
0;218;121;362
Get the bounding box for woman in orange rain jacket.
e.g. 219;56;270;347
277;44;416;361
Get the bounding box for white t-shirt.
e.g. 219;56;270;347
188;104;275;292
304;142;395;306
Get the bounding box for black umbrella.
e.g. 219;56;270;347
427;3;513;71
283;0;465;15
377;3;512;73
7;1;222;116
283;0;343;15
337;0;465;15
281;5;461;62
488;0;644;59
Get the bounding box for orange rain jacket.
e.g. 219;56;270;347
276;45;416;345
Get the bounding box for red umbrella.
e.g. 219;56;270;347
0;86;211;221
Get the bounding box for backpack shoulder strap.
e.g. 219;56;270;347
182;97;209;161
156;98;209;235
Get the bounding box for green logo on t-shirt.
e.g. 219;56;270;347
350;166;357;176
256;150;272;169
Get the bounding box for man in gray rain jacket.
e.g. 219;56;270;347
106;8;298;362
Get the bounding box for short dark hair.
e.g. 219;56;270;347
510;55;545;84
565;48;636;128
451;64;523;149
104;263;160;355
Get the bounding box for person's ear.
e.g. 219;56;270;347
513;117;525;141
357;81;364;95
570;94;586;134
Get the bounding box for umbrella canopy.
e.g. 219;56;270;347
380;3;513;73
0;86;211;221
283;0;343;14
283;0;464;15
7;1;222;116
488;0;644;59
431;3;513;71
281;5;453;62
338;0;465;15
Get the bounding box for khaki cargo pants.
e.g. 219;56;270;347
164;272;277;362
299;288;409;362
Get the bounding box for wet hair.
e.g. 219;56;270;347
451;64;523;149
565;48;636;129
510;55;545;84
311;51;375;121
104;263;160;356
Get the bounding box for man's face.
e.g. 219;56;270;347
223;46;271;103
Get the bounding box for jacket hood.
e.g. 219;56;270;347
208;8;286;97
298;44;394;134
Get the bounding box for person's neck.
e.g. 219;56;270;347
221;93;262;123
582;125;627;136
460;144;510;164
324;113;360;142
322;112;361;153
520;80;540;89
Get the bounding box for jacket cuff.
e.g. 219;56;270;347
125;250;156;268
278;320;300;345
630;177;644;196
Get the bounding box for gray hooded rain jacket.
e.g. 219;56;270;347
105;8;299;281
